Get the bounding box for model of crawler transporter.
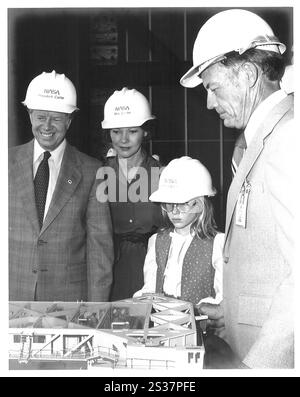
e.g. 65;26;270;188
9;294;206;370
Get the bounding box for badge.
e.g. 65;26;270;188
235;180;251;228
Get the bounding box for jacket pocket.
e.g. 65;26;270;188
238;294;272;327
67;263;87;283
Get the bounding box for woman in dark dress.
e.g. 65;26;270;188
100;87;163;300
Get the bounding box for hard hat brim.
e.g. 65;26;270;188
150;188;216;203
22;100;79;114
101;115;156;130
180;54;227;88
180;65;202;88
150;189;198;203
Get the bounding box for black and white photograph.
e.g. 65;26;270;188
1;0;298;378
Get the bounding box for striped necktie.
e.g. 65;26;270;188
34;151;51;228
231;132;246;178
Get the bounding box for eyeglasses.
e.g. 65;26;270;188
161;200;197;213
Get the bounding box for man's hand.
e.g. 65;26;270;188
196;302;226;338
196;302;250;369
197;301;225;330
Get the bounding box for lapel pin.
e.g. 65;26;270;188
68;179;72;184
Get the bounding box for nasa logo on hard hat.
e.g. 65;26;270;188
22;70;79;114
150;156;216;203
102;87;155;129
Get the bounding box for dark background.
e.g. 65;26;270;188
7;7;293;231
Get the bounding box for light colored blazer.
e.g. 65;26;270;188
9;140;114;302
223;94;295;368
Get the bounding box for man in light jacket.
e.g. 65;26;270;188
180;9;295;369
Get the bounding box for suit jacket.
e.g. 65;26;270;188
9;140;114;302
223;94;295;368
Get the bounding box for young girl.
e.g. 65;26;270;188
134;156;224;306
100;87;164;301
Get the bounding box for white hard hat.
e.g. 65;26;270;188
101;87;156;129
22;70;79;113
180;9;286;88
149;156;216;203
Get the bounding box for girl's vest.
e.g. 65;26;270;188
155;229;215;305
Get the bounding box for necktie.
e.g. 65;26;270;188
34;151;51;228
231;132;247;177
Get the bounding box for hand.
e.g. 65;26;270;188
197;301;225;330
198;303;250;369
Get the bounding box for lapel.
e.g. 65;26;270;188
10;140;40;234
224;95;293;245
41;143;82;234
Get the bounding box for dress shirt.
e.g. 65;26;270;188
118;148;145;183
280;64;294;94
118;157;140;182
244;89;287;147
33;139;66;220
134;230;224;305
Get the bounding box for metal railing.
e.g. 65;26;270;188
126;357;175;369
9;345;119;363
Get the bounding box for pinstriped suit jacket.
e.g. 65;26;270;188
223;94;295;368
9;140;114;302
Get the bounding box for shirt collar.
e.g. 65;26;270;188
169;229;195;241
244;89;287;146
33;139;66;167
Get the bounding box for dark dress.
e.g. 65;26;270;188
104;153;164;301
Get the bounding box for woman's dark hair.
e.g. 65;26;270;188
141;119;157;140
221;48;285;82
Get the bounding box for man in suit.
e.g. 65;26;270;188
9;70;114;302
180;9;296;368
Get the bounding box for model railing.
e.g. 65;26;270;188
126;357;175;369
9;345;119;364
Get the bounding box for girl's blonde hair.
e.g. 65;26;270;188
161;196;218;240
